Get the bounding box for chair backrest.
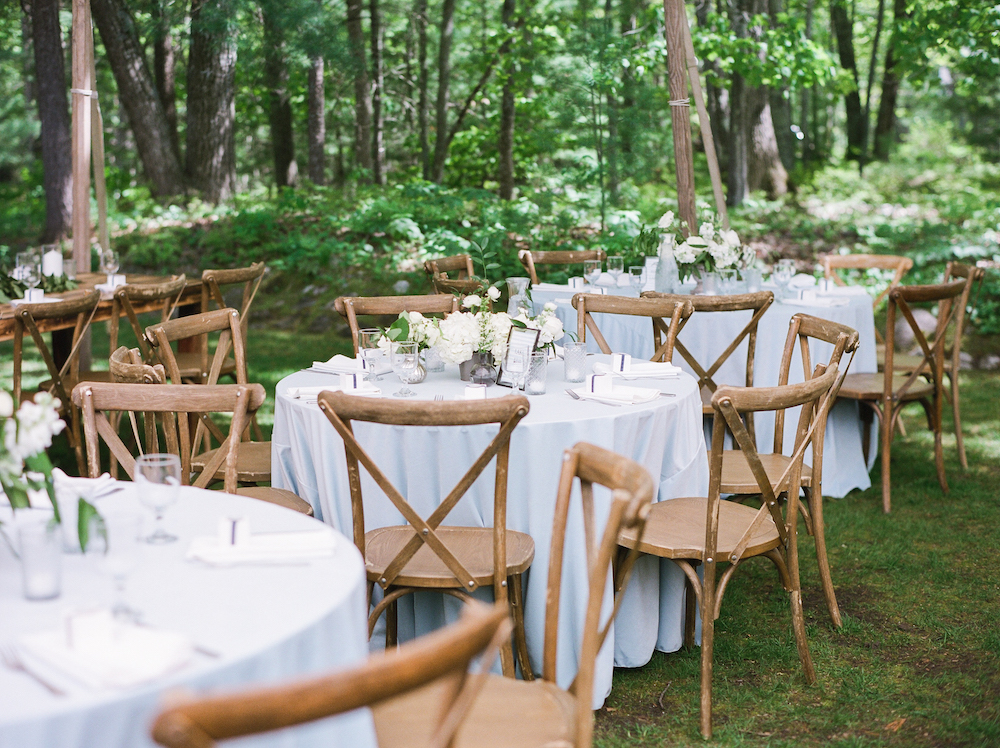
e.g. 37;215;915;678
424;254;475;281
772;313;859;454
431;276;486;299
706;366;841;585
571;294;695;362
12;291;101;406
109;276;188;362
943;261;986;372
542;442;653;748
72;381;265;494
146;308;248;386
822;254;912;343
201;262;265;339
150;601;510;748
317;392;529;602
518;249;606;285
883;279;966;403
333;294;459;354
109;346;166;385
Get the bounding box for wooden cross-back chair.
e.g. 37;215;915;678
821;253;913;345
619;366;842;739
719;313;859;628
150;602;510;748
333;294;459;354
373;442;654;748
73;381;264;495
12;291;101;474
518;249;606;286
317;391;533;679
109;345;166;385
424;254;475;281
838;279;966;512
881;261;985;469
642;290;774;433
571;294;694;363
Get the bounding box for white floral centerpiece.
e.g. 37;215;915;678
510;302;565;353
657;211;755;282
379;310;443;351
1;390;64;513
435;291;513;365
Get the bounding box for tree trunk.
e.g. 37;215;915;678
370;0;385;184
150;0;180;162
185;0;237;202
747;85;788;196
28;0;71;240
725;0;748;207
497;0;516;200
430;0;456;183
307;54;326;184
767;0;794;172
91;0;185;197
604;0;619;205
414;0;430;179
263;3;297;188
345;0;373;179
20;0;34;110
800;0;814;162
696;0;728;173
830;0;865;162
872;0;905;161
862;0;884;161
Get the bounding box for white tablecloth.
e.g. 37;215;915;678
0;490;375;748
271;358;710;705
533;285;878;497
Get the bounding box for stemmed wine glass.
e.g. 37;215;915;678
773;259;796;300
583;260;602;287
390;341;419;397
629;266;645;294
607;256;624;287
15;251;42;301
100;248;120;284
358;328;383;382
135;453;181;544
87;510;143;620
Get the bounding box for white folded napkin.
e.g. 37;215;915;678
788;274;817;289
592;361;682;379
51;469;121;552
817;285;870;297
285;383;381;400
9;296;62;306
187;530;337;565
311;354;365;374
782;297;850;308
570;384;661;405
532;282;576;293
19;611;193;690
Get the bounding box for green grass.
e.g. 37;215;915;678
3;324;998;747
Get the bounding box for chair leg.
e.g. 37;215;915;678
68;405;86;477
683;570;698;649
882;406;894;514
510;574;534;681
789;588;817;684
860;404;874;462
930;396;949;494
806;487;842;628
386;599;398;648
950;373;968;470
699;605;715;740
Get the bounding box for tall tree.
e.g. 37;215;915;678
872;0;905;161
345;0;373;179
725;0;748;206
262;2;297;187
91;0;185;197
186;0;237;202
829;0;865;161
414;0;430;179
25;0;71;240
431;0;455;183
497;0;517;200
150;0;180;162
307;53;326;184
369;0;385;183
767;0;793;172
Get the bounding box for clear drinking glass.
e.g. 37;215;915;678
135;453;181;544
563;341;588;383
391;341;419;397
99;248;120;278
774;259;796;299
607;256;624;286
19;518;61;600
15;251;42;300
583;260;602;287
358;328;382;381
88;511;143;620
525;352;548;395
629;266;645;294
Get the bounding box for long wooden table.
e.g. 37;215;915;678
0;273;202;343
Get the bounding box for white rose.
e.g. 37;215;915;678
543;302;557;312
487;286;501;301
709;242;739;268
722;229;741;247
540;316;564;344
674;241;698;264
463;295;481;309
699;222;715;240
0;390;13;418
657;211;674;229
12;393;65;459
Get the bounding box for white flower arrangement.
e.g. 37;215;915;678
511;302;565;351
379;310;442;352
1;390;65;514
656;212;754;282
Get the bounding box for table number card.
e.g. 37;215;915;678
588;374;613;394
568;277;585;289
339;372;361;390
611;353;631;373
497;327;541;388
464;384;488;400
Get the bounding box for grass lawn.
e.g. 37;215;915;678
2;323;998;747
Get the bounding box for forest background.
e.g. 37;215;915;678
0;0;998;347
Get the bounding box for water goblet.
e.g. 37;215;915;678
774;259;796;300
583;260;602;287
135;453;181;544
391;341;419;397
629;266;645;294
607;256;624;286
358;328;382;381
15;251;42;301
87;510;143;621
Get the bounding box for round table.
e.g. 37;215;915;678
0;489;375;748
271;357;710;706
533;284;878;497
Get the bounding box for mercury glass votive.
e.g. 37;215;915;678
564;342;587;383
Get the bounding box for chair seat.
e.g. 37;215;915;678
876;350;954;375
234;486;314;516
720;450;812;494
374;673;576;748
192;440;272;482
618;496;781;560
75;370;115;383
364;526;534;589
837;372;935;400
172;351;236;381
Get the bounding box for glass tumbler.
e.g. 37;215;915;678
19;519;61;600
563;341;588;383
525;352;548;395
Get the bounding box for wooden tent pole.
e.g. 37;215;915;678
70;0;92;273
662;0;697;236
88;35;109;253
681;12;729;229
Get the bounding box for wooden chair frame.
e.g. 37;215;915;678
201;263;265;338
424;254;475;281
518;249;606;286
821;253;912;345
318;391;531;678
73;382;264;495
151;601;511;748
571;294;694;362
108;276;188;363
619;366;841;738
12;291;101;474
109;346;167;385
333;294;459;354
839;279;966;512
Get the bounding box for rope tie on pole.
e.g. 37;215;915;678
70;88;99;98
668;98;690;107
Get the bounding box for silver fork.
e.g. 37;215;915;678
0;644;66;696
565;389;621;406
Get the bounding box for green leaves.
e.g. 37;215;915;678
77;499;102;552
384;314;410;342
